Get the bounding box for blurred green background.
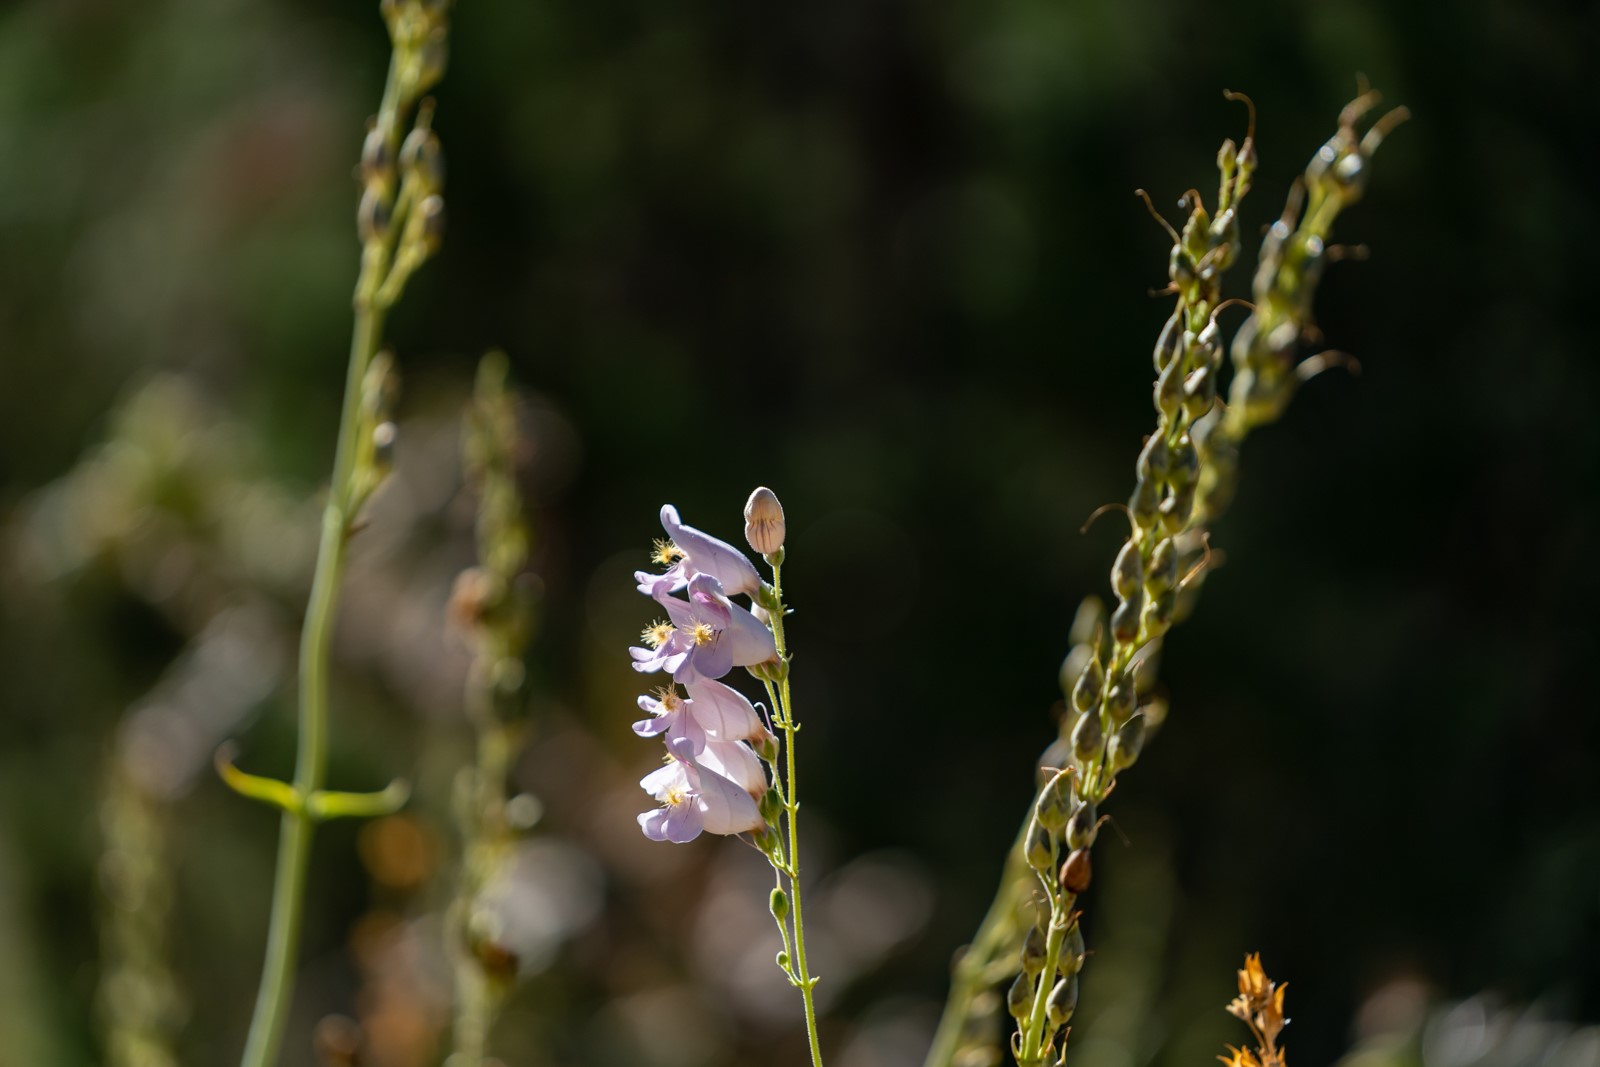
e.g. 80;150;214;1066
1;1;1596;1065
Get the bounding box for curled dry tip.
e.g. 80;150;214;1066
1296;350;1362;380
1362;105;1411;154
1134;189;1180;243
1222;89;1257;142
1079;501;1134;536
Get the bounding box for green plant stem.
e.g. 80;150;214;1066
768;567;825;1067
238;302;386;1067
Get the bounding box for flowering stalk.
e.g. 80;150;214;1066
447;353;535;1065
1219;954;1291;1067
223;5;452;1066
629;489;826;1067
927;91;1404;1067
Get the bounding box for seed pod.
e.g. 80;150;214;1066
417;194;446;253
1035;774;1072;832
1183;364;1216;421
1128;477;1159;529
1140;695;1170;733
1168;245;1195;293
1106;677;1136;724
1046;974;1080;1027
1167;434;1199;487
1109;714;1147;771
1059;848;1092;895
1111;540;1143;600
399;125;445;193
743;486;786;556
770;887;790;922
1154;351;1184;419
1025;822;1055;873
1157;484;1195;535
1071;709;1103;762
1146;538;1178;595
1137;432;1171;482
1110;597;1141;644
1006;972;1033;1020
1152;309;1182;373
360;124;394;190
1070;656;1104;715
1059;923;1085;975
1209;207;1240;271
1141;588;1177;638
357;186;390;244
1022;923;1048;976
759;786;783;823
1065;801;1097;851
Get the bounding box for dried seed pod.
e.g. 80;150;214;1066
1035;774;1072;832
357;186;390;243
1109;714;1146;771
1065;801;1097;851
1046;974;1080;1027
1167;434;1199;487
1154;351;1184;419
1153;309;1182;373
1106;677;1136;723
1157;484;1195;535
399;125;445;193
1025;822;1055;873
1112;540;1144;600
1146;538;1178;595
360;124;394;190
1110;597;1141;644
1059;848;1092;894
1071;709;1103;762
1128;477;1160;529
1022;923;1048;976
1006;972;1033;1020
1070;656;1104;715
1059;923;1086;975
1137;432;1171;482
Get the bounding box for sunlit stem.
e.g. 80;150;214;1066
238;46;407;1067
766;563;826;1067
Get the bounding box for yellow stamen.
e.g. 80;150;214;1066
641;620;674;649
652;539;685;566
689;622;716;646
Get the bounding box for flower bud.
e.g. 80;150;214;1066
769;887;790;922
743;486;786;556
1059;848;1092;895
1006;972;1033;1020
1046;974;1079;1027
1025;822;1055;873
759;786;783;823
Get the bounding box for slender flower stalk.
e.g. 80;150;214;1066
447;353;535;1066
926;90;1405;1067
629;489;826;1067
222;5;454;1066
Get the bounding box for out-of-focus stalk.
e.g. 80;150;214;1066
228;5;454;1066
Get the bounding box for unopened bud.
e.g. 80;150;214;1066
1106;677;1136;723
752;729;779;764
769;887;790;922
1109;714;1146;771
1110;596;1141;644
1060;848;1092;895
1070;657;1104;715
759;787;783;823
1146;538;1178;594
743;486;786;556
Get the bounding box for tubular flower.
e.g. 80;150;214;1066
632;679;770;754
637;738;764;843
628;573;776;684
636;504;762;599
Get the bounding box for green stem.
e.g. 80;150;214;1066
768;568;825;1067
238;302;386;1067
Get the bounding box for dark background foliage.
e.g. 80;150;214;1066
1;0;1595;1065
